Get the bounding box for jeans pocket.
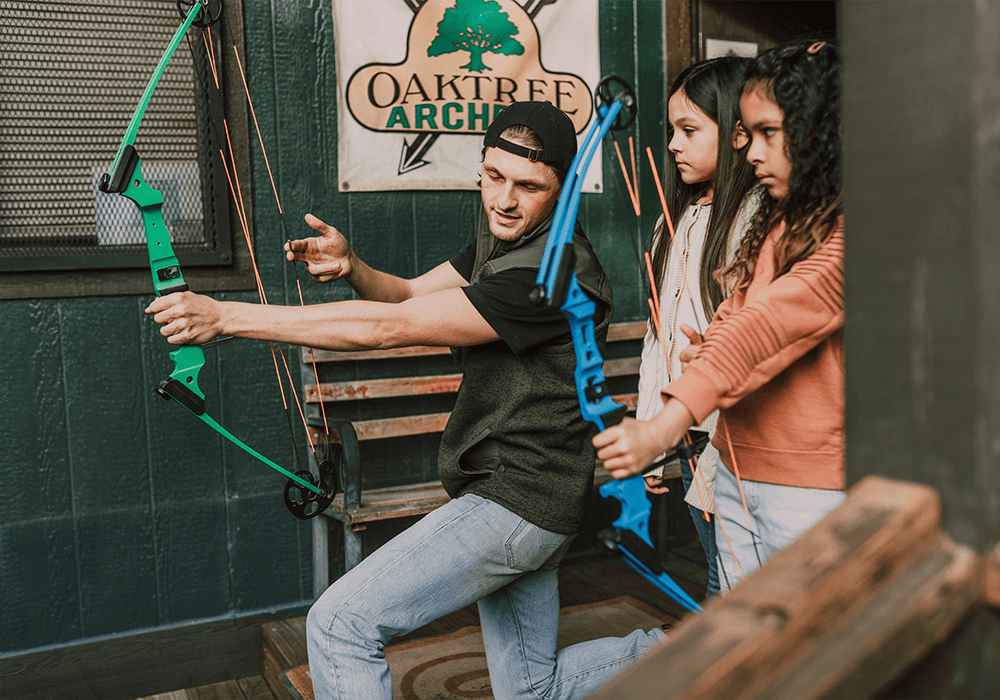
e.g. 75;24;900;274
504;520;569;572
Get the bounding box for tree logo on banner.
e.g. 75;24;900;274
345;0;592;175
427;0;524;73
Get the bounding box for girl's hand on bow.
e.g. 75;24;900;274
679;323;704;374
145;291;227;346
285;213;354;283
644;474;671;495
593;399;695;480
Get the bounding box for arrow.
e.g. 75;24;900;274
398;133;440;175
524;0;559;20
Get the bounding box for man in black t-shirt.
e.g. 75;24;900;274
147;102;665;700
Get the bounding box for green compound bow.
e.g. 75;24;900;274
99;0;336;519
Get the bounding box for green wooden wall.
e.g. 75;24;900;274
0;1;667;656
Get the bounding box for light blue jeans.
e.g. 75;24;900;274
679;457;720;597
713;462;845;593
307;493;664;700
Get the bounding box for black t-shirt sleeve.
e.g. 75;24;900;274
449;241;476;282
463;268;573;355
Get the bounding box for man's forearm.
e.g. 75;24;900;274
342;252;414;303
219;298;403;351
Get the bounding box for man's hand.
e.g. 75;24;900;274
593;398;695;479
285;213;353;284
146;292;226;346
678;323;703;374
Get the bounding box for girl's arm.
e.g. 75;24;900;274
595;226;843;476
667;225;844;423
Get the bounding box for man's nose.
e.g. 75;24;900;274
497;182;517;209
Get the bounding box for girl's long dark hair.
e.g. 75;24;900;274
721;38;843;293
651;55;759;322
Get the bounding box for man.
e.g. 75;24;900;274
147;101;664;700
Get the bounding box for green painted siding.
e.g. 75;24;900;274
0;1;667;655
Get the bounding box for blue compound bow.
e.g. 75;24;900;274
530;76;703;613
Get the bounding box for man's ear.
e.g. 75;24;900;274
733;120;749;150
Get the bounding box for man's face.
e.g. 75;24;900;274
480;146;561;242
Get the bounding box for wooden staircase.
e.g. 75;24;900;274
139;617;311;700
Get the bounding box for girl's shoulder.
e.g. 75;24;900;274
734;187;765;229
726;186;765;252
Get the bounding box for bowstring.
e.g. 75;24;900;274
217;9;335;472
180;15;319;479
620;113;757;589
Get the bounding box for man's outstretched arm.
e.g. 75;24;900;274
145;284;499;351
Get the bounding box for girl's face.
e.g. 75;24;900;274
740;87;793;199
667;88;719;196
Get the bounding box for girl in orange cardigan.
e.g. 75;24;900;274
595;38;844;591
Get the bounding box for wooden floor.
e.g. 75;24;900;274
142;536;709;699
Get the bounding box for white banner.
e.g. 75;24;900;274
331;0;602;192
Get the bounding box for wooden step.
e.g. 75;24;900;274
139;675;276;699
260;618;310;700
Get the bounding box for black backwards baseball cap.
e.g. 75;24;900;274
483;101;577;176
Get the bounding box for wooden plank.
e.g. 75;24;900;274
300;321;648;364
139;691;191;700
342;495;453;524
760;543;978;700
607;320;648;342
587;475;981;700
985;544;1000;608
260;618;310;670
301;344;450;363
0;607;270;700
140;678;265;700
603;356;641;377
305;373;462;403
304;364;638;405
329;463;680;526
187;679;251;700
235;676;279;700
261;645;296;700
309;396;636;443
260;618;309;700
353;412;451;441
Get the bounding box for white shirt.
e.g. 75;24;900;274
636;193;758;512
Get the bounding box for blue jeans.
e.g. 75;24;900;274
307;493;664;700
713;461;845;593
679;459;720;597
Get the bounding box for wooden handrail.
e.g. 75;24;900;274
588;476;982;700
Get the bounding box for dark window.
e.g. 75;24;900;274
0;0;251;298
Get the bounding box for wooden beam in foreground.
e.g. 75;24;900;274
587;475;981;700
984;544;1000;609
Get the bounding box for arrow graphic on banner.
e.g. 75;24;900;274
398;132;440;174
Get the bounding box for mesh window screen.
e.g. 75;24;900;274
0;0;231;272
